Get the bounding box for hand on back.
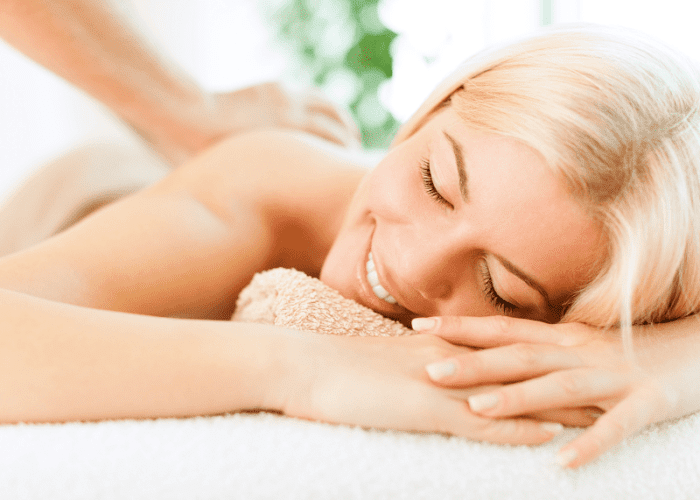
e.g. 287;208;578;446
154;82;361;165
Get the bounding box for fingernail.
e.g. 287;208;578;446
468;393;500;413
412;317;436;331
540;422;564;435
556;448;578;468
425;359;457;381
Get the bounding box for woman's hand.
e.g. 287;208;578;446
272;331;592;445
413;315;700;468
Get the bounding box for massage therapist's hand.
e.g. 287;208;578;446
135;82;362;165
273;331;581;445
206;83;361;149
0;0;360;166
146;82;360;165
414;315;700;468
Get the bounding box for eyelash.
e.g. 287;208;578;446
419;158;453;209
478;260;517;316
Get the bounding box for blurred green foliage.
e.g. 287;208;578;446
271;0;399;148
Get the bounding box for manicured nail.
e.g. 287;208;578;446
556;448;578;468
425;359;457;381
540;422;564;435
467;393;500;413
412;317;436;331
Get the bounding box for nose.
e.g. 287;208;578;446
392;224;464;302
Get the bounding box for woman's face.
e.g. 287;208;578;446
320;107;604;326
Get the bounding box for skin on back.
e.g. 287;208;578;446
0;129;367;319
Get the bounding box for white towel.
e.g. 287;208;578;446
1;411;699;499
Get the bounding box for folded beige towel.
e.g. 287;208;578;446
232;268;413;337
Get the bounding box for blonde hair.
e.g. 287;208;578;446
395;25;700;342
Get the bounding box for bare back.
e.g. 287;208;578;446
0;130;368;319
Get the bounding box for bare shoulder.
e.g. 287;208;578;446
166;128;372;273
172;128;371;207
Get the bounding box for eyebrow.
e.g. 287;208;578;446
493;254;553;309
443;131;552;310
444;132;469;203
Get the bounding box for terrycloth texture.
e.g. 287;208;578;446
232;267;413;336
3;267;700;499
2;404;700;499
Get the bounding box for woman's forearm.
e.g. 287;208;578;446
0;287;287;423
0;287;571;448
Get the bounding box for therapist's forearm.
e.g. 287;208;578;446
0;0;217;161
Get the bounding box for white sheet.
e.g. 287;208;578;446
2;409;699;499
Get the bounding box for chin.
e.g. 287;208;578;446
318;257;352;302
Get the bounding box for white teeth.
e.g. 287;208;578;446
367;270;380;287
366;253;376;273
366;252;398;304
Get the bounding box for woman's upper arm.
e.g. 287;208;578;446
0;134;280;318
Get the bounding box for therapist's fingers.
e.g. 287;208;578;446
301;111;361;148
281;86;361;147
412;315;593;348
300;89;361;143
217;82;361;148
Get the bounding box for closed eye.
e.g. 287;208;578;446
478;259;517;315
419;158;453;209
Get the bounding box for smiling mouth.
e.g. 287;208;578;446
365;252;398;304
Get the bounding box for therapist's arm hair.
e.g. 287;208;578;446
0;0;359;165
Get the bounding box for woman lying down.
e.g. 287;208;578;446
1;24;700;470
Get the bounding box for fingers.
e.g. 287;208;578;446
301;89;361;142
301;112;360;148
555;390;659;468
221;82;361;148
464;368;628;418
285;87;361;147
426;342;583;387
434;398;566;445
440;366;600;428
450;388;598;427
413;315;589;348
442;383;597;427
